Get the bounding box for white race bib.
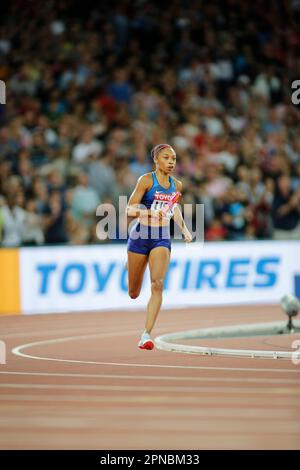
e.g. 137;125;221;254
151;192;176;218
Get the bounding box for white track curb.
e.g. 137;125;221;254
155;321;300;360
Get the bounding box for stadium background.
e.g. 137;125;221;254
0;0;299;452
0;0;300;248
0;0;299;314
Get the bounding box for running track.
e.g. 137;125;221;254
0;305;299;450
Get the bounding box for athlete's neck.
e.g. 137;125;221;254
155;169;170;185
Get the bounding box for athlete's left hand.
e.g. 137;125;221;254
183;229;193;243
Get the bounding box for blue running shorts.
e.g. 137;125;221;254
127;223;171;255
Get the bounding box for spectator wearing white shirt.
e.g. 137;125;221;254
72;126;103;164
0;192;27;247
71;171;100;227
22;198;44;245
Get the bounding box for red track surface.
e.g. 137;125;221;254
0;305;299;450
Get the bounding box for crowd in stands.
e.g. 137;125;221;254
0;0;300;246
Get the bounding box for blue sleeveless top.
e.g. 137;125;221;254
140;171;177;210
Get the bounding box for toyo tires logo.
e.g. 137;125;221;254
294;275;300;298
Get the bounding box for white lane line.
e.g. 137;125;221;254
11;334;300;374
0;383;298;395
0;371;300;384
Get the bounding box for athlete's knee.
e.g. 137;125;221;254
151;278;164;294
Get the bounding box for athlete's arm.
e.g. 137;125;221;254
126;174;157;218
126;175;148;217
172;179;193;242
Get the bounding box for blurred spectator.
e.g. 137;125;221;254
72;126;103;164
205;217;227;241
220;187;253;241
22;199;44;245
272;176;300;240
71;171;99;227
42;191;68;244
0;192;27;247
88;153;118;201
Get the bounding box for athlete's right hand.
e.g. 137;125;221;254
150;209;165;222
183;227;193;243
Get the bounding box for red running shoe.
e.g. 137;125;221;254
138;333;154;350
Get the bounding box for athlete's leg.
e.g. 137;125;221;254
127;251;148;299
145;246;170;334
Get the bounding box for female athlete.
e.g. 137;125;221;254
126;143;193;350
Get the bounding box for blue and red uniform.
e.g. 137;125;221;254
127;172;177;255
